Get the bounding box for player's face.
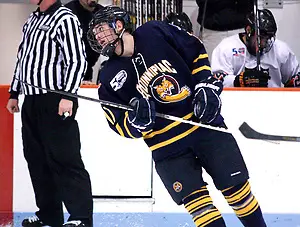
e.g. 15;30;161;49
93;23;118;50
248;33;274;55
80;0;98;7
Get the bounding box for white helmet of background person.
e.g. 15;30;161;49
87;5;132;57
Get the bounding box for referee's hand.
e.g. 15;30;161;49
58;99;73;117
6;99;20;114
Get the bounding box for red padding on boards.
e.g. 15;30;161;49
0;85;13;223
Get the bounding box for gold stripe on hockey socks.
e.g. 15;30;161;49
184;186;209;199
184;187;226;227
222;181;266;226
223;181;251;205
184;186;212;212
193;208;223;227
234;195;259;217
185;195;213;214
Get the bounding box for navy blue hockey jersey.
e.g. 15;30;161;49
98;20;216;161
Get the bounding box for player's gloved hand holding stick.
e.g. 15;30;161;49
284;72;300;87
128;97;156;132
234;70;270;87
192;76;224;127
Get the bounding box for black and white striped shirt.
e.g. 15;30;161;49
9;1;87;99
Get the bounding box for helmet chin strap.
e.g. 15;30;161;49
116;29;126;56
101;29;126;57
38;0;43;5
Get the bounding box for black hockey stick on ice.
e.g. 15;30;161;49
239;122;300;142
15;78;230;133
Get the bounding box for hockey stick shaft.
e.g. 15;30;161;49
199;0;208;40
254;0;261;70
15;78;230;133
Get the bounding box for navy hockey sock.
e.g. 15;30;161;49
222;181;267;227
183;186;226;227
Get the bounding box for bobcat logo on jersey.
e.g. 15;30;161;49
151;75;191;103
173;181;183;193
110;70;127;91
136;59;178;99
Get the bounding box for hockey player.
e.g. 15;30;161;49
87;6;267;227
211;9;300;87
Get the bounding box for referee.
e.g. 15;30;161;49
6;0;93;227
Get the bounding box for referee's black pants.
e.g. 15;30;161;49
21;93;93;227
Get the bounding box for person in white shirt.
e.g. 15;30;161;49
211;9;300;87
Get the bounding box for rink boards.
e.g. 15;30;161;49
1;86;300;226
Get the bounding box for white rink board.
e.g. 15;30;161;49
13;88;300;215
75;89;152;197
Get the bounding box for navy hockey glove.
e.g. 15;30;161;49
234;70;270;87
192;77;223;124
284;72;300;87
128;97;156;132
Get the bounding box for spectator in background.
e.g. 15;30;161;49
196;0;253;58
211;9;300;88
65;0;104;84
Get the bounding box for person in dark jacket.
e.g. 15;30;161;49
196;0;253;59
65;0;104;84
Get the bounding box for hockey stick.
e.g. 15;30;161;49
239;122;300;142
253;0;261;70
15;78;230;133
199;0;208;40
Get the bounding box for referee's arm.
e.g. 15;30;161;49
9;27;26;100
58;15;87;100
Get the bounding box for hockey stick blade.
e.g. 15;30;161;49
239;122;300;142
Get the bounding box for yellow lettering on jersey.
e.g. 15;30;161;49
136;84;151;99
157;63;169;73
140;75;152;85
148;68;156;75
137;60;178;99
153;64;164;73
162;60;177;73
150;66;159;75
144;70;155;78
